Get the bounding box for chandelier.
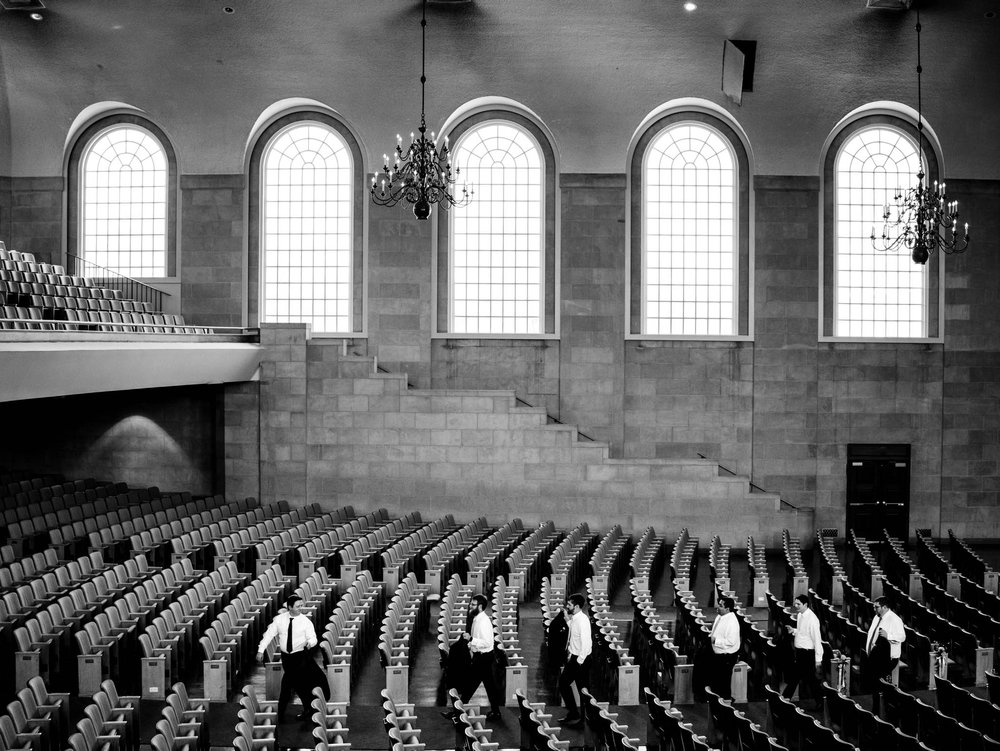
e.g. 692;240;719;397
870;12;969;265
370;0;472;220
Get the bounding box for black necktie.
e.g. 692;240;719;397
286;616;294;653
867;615;882;653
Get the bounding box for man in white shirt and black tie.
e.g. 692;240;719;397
256;594;319;724
865;596;906;690
782;594;824;711
707;595;741;700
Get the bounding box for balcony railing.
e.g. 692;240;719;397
66;253;168;312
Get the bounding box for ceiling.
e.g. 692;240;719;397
1;1;998;177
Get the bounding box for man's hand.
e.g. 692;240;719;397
256;652;265;665
461;633;471;641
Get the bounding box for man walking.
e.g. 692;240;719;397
782;594;824;711
708;596;741;700
445;594;504;721
256;594;319;724
865;596;906;688
558;594;592;728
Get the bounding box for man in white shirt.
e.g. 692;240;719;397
708;595;741;700
782;594;824;710
453;594;503;721
865;596;906;689
558;593;592;727
256;594;319;723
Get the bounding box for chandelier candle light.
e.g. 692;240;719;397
370;0;472;220
870;12;970;265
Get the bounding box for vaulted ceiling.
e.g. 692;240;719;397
1;0;998;177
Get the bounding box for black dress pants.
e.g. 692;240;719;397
558;655;590;714
278;650;315;719
710;652;739;700
783;648;822;705
461;651;504;712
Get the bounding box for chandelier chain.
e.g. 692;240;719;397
870;11;969;265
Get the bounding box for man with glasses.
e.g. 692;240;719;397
865;596;906;689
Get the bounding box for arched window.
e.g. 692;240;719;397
71;120;174;278
249;113;364;335
437;110;557;337
629;112;750;338
831;123;927;338
822;114;940;340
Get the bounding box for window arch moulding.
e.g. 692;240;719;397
246;107;367;336
66;109;179;280
434;101;559;339
626;102;753;340
819;105;944;342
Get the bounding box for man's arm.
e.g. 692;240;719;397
576;617;592;661
807;613;823;664
304;617;318;649
257;616;280;657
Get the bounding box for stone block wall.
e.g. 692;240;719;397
179;175;245;328
226;324;810;546
7;177;62;264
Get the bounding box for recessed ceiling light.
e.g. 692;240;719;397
223;6;234;13
683;2;697;11
29;11;42;19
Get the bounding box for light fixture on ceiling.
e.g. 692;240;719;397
370;0;472;220
871;12;970;265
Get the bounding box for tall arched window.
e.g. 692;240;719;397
437;110;557;337
252;116;363;335
629;112;750;338
822;114;939;340
451;121;542;334
834;125;925;338
76;122;170;277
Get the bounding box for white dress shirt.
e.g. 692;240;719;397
468;610;495;653
567;610;592;661
710;611;740;655
257;610;317;655
866;608;905;659
791;607;823;664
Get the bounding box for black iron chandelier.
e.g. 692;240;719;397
370;0;472;220
870;12;970;265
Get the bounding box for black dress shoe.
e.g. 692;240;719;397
296;711;310;722
440;709;460;720
559;714;581;724
485;710;502;721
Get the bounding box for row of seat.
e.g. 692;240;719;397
381;689;421;751
3;486;166;557
9;552;154;694
321;570;385;702
380;515;457;589
949;530;999;591
438;573;476;661
379;573;431;677
0;306;207;335
628;526;666;591
588;525;632;597
919;532;1000;625
213;503;326;575
201;564;296;700
669;528;698;592
139;560;249;690
644;686;715;750
463;519;526;598
504;521;560;602
586;576;637;705
149;683;210;751
292;508;389;582
1;476;116;514
629;578;685;700
421;517;489;596
544;523;596;595
934;674;1000;745
878;679;999;751
32;490;205;562
582;687;641;751
515;690;569;751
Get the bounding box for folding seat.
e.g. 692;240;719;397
4;700;50;751
76;715;121;751
2;304;26;329
85;697;132;751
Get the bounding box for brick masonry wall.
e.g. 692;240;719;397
0;386;221;494
180;174;245;328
